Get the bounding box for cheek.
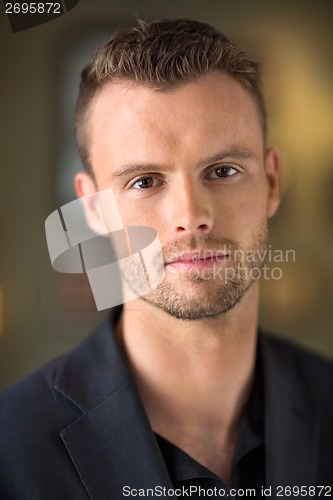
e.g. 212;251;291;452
214;182;268;235
238;195;267;220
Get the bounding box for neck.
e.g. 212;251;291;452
116;283;259;479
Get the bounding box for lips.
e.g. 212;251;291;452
165;251;228;269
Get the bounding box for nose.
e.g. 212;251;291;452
170;178;214;236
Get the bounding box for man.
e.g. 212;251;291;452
1;19;332;500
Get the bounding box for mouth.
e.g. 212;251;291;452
165;251;229;270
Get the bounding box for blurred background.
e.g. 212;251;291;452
0;0;333;390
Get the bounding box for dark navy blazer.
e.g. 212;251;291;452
1;314;333;499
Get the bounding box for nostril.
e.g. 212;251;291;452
176;223;210;233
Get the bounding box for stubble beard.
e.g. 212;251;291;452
137;227;269;321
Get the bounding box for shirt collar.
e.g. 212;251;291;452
154;338;264;483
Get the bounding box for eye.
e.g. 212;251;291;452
130;175;161;190
208;165;238;179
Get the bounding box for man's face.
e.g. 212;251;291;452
76;71;280;320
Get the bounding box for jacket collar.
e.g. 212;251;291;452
54;312;320;496
54;308;173;499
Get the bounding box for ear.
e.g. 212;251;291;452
264;147;281;219
74;171;97;198
73;172;107;235
74;172;124;235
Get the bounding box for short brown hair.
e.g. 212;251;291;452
75;18;267;175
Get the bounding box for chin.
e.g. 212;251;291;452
141;277;253;321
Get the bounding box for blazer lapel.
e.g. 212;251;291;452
55;313;173;499
260;335;320;489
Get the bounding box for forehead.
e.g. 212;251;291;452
89;71;263;171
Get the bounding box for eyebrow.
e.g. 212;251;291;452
108;148;258;182
201;149;258;165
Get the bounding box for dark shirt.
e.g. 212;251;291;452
155;350;265;498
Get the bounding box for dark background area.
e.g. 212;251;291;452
0;0;333;390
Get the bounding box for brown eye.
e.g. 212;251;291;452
214;166;237;178
132;176;155;189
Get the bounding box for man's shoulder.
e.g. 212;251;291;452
0;315;117;423
0;352;64;411
260;331;333;397
261;331;333;369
